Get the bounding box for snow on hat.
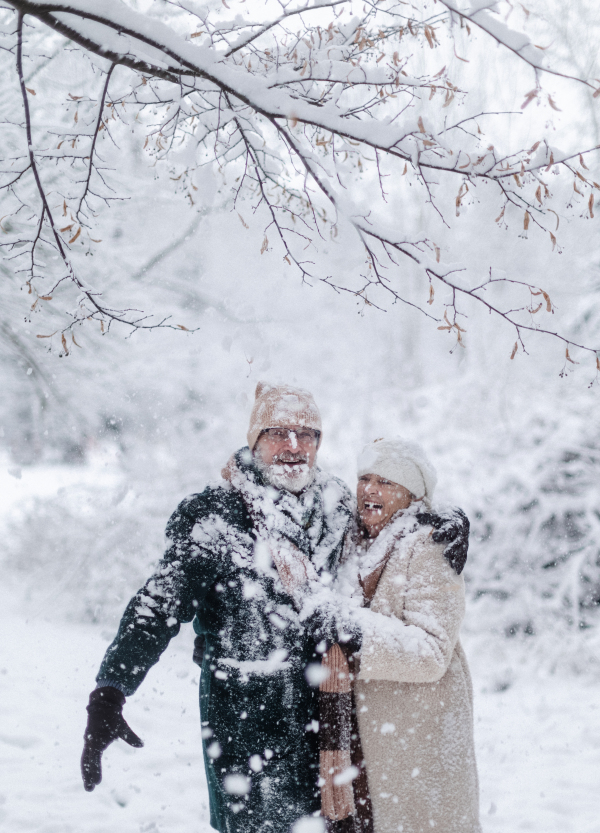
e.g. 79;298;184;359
247;381;322;450
357;437;437;503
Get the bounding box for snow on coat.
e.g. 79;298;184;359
350;515;481;833
95;448;353;833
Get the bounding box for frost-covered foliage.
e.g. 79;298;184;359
467;423;600;636
1;0;600;357
4;475;168;622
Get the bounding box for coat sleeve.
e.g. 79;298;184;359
356;529;465;684
95;492;227;696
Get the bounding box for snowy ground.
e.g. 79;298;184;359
1;464;598;833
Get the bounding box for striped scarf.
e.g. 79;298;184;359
319;645;373;833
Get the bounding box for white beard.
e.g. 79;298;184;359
254;448;317;494
266;461;316;494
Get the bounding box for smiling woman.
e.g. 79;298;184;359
356;437;437;536
347;438;481;833
357;474;414;538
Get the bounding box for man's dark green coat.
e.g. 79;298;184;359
96;450;353;833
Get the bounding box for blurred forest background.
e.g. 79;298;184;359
2;0;600;694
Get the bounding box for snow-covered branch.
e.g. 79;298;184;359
438;0;600;92
1;0;600;359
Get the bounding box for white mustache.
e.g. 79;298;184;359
272;453;308;465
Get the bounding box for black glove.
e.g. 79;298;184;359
81;686;143;792
416;507;470;575
303;607;337;654
192;634;205;667
304;607;362;655
337;617;362;656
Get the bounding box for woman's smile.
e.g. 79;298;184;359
357;474;414;537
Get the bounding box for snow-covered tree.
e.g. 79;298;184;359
1;0;600;361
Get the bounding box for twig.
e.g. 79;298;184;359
76;62;115;221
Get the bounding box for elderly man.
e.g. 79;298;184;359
81;383;468;833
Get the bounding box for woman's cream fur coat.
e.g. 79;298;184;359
348;513;481;833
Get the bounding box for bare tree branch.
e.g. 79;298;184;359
76;62;115;221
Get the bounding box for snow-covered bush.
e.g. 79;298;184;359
467;428;600;637
4;480;166;624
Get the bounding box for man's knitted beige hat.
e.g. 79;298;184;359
247;381;322;450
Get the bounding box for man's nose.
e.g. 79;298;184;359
281;430;298;449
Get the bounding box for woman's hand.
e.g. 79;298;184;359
415;507;470;575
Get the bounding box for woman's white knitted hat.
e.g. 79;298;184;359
357;437;437;502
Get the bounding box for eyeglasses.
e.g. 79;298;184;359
260;427;320;445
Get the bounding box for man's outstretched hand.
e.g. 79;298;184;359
416;507;470;575
81;686;144;792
